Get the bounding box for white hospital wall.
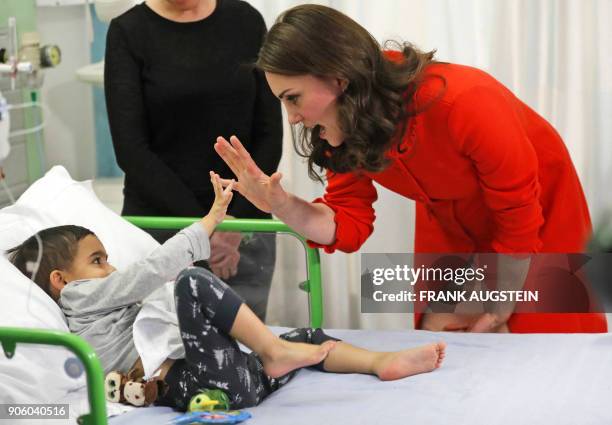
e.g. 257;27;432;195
36;5;96;181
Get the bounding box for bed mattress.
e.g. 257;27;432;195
109;327;612;425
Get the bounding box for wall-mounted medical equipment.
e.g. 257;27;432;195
0;15;57;206
0;17;61;90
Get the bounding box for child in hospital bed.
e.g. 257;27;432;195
7;172;445;410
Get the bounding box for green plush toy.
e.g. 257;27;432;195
188;389;231;412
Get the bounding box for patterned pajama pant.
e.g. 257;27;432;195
156;266;339;410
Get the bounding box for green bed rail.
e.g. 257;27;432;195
0;327;107;425
0;217;323;425
123;216;324;328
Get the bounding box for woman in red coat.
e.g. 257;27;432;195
215;4;607;333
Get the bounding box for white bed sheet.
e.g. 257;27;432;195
107;327;612;425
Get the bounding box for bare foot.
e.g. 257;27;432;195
374;341;446;381
261;339;337;378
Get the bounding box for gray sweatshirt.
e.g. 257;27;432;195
59;222;210;374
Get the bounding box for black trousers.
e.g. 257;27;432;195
156;267;339;411
144;228;276;321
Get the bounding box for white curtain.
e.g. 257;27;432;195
254;0;612;329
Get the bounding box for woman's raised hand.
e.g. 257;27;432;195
214;135;288;214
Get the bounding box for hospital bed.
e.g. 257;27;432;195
0;217;322;425
2;217;612;425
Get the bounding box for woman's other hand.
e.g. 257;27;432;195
467;312;511;333
421;312;510;333
421;313;472;332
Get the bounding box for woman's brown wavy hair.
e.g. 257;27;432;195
256;4;439;181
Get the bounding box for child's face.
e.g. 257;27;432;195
61;235;116;283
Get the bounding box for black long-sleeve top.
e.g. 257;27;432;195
104;0;282;218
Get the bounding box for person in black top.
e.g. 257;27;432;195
104;0;282;320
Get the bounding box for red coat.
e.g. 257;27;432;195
309;62;607;333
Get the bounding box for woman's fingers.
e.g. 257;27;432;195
443;323;469;332
215;137;242;175
217;135;264;182
215;136;237;155
468;313;498;333
218;177;243;193
229;135;251;162
220;135;248;171
270;171;283;186
229;135;260;175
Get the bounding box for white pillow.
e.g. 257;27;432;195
0;165;159;270
0;255;84;405
0;165;160;404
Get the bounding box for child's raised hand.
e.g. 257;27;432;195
201;172;234;236
210;171;234;223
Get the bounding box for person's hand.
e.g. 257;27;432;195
201;172;234;236
466;312;511;333
420;313;473;332
421;312;510;333
209;231;242;280
214;135;288;214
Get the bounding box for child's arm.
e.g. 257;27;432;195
60;173;234;315
200;172;234;237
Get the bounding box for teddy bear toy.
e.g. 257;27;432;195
104;370;168;407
